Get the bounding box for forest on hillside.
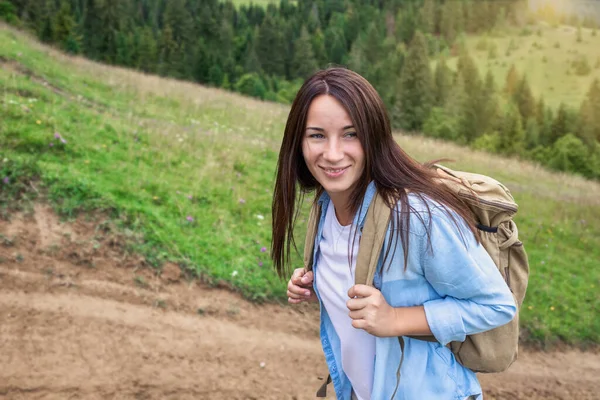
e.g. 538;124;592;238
1;0;599;179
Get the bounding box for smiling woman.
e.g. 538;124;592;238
270;68;517;400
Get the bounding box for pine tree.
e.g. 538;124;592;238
291;26;318;79
158;24;177;77
433;56;453;107
498;104;526;155
311;28;327;68
256;13;286;77
550;103;570;144
53;0;78;52
163;0;194;47
525;118;540;149
440;0;463;44
481;69;499;133
579;78;600;146
513;76;537;121
243;27;262;75
504;64;520;96
325;14;347;65
456;50;481;97
420;0;437;34
137;26;157;73
395;31;433;131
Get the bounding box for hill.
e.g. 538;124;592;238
1;24;599;347
450;22;600;109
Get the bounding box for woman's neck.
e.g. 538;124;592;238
329;194;353;226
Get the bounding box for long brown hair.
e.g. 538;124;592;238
271;67;477;278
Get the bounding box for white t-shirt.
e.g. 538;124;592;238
315;201;376;400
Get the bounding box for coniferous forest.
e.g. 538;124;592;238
2;0;600;180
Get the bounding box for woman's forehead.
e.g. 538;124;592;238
306;95;353;126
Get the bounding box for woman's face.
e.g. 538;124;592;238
302;95;365;204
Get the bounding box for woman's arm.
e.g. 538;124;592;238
420;209;517;345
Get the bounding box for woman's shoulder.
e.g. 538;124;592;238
390;192;469;237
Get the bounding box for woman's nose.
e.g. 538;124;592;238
323;139;343;163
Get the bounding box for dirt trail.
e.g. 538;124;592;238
1;205;598;399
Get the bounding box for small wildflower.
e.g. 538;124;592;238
260;247;267;253
187;195;193;200
2;158;7;163
259;362;266;368
49;142;54;147
540;260;545;264
2;177;9;184
102;144;107;148
60;138;67;144
231;270;238;277
36;120;41;125
186;215;194;222
550;306;555;311
84;160;90;164
527;306;533;310
239;198;246;204
153;196;159;200
258;261;263;267
54;132;61;139
256;214;264;220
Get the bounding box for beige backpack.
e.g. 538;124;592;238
305;164;529;385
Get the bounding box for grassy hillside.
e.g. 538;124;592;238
450;22;600;109
1;25;598;347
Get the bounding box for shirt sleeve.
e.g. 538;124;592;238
420;209;517;346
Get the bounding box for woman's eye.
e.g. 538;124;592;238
309;133;324;139
344;132;357;138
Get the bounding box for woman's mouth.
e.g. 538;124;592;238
321;166;349;178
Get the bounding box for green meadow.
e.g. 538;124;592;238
1;25;598;347
448;22;600;109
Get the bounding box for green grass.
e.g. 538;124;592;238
447;22;600;109
1;25;599;347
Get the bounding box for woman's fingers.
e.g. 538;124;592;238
288;268;316;304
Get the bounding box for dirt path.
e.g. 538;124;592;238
0;205;598;399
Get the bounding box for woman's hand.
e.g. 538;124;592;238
287;268;318;304
347;285;399;337
347;285;432;337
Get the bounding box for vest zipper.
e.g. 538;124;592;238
390;336;405;399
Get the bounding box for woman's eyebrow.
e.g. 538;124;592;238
306;125;355;131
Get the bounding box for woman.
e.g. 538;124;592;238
271;68;516;400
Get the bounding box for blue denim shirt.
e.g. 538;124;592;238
311;182;517;400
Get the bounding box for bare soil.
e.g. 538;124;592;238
1;205;598;400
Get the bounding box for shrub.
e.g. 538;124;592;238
234;73;267;99
548;134;589;175
476;37;488;51
472;132;501;153
422;108;461;142
519;27;533;37
572;55;592;76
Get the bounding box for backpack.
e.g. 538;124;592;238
304;164;529;392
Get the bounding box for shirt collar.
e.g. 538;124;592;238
316;181;377;228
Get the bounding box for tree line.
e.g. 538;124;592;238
2;0;599;179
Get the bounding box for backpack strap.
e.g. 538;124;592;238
354;192;391;286
316;374;332;397
304;201;321;272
